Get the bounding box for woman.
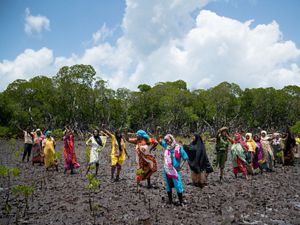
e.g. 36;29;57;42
86;129;107;175
63;128;80;174
254;134;268;173
245;133;257;174
22;127;34;162
124;129;158;191
43;131;58;171
215;127;234;181
103;129;127;181
272;133;284;165
159;134;188;206
260;131;274;171
284;131;296;166
32;128;44;165
231;133;248;180
183;133;213;187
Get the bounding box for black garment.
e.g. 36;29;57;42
183;134;213;174
22;143;32;162
94;135;103;147
115;131;123;153
284;131;296;156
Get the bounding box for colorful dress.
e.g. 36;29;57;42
43;137;56;169
261;131;274;170
255;139;269;170
63;133;80;171
272;135;284;163
133;138;158;182
86;136;107;165
245;133;258;171
231;143;247;176
111;134;126;166
32;134;44;164
161;139;188;193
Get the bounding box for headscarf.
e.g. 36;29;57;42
136;130;150;140
93;130;103;147
261;130;268;140
45;130;52;138
115;130;123;152
234;133;249;151
245;133;256;152
272;132;281;145
163;134;180;179
184;134;213;173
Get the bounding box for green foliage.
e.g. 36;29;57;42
86;174;101;190
136;168;144;176
52;128;64;139
0;126;12;137
12;185;34;197
291;121;300;134
0;165;20;177
0;64;299;135
55;151;62;160
86;146;91;162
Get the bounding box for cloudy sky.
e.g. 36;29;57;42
0;0;300;91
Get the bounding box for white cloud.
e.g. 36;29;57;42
24;8;50;35
0;48;54;90
92;23;113;44
1;1;300;91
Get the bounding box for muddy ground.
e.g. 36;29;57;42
0;139;300;225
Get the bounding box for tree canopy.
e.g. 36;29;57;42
0;64;299;136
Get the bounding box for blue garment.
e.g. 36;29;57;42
160;140;188;193
136;130;150;140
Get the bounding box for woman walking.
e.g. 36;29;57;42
245;133;257;174
231;133;248;180
43;131;58;171
261;131;274;171
63;127;80;174
284;131;296;166
215;127;233;181
86;129;107;176
32;129;44;165
22;127;34;162
103;129;127;181
124;129;158;191
183;133;213;187
159;134;188;205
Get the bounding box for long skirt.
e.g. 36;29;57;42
136;153;157;182
32;142;44;164
233;157;247;176
190;171;207;187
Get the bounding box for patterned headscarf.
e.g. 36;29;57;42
234;133;249;151
164;134;180;159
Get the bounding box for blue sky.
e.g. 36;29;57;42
1;0;300;91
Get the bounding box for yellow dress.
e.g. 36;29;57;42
43;137;56;168
111;135;126;166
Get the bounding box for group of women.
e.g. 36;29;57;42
215;127;298;181
22;126;299;206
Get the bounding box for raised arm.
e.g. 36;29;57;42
86;136;92;145
155;126;163;143
102;129;113;138
123;128;137;144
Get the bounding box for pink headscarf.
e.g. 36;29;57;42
234;133;249;151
